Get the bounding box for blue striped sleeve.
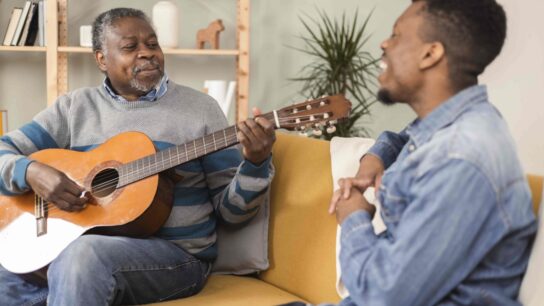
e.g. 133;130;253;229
20;121;59;150
239;155;272;178
235;183;269;203
0;136;22;154
221;191;261;216
13;157;34;190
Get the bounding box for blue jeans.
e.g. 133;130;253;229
0;234;210;306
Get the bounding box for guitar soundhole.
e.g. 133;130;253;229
91;168;119;198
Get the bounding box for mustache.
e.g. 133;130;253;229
132;60;161;74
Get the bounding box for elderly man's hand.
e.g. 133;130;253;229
26;162;88;212
331;187;376;225
237;107;276;165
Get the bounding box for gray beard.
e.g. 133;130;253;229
129;74;162;93
130;60;164;93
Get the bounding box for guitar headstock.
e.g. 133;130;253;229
269;95;352;136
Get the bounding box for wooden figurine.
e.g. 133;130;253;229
196;19;225;49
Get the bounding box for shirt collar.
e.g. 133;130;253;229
103;74;169;103
406;84;489;147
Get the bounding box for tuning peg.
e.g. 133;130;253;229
306;104;312;110
323;113;330;119
320;101;326;106
299;131;309;137
326;125;337;134
309;115;315;121
313;129;323;137
293;108;298;114
295;118;301;124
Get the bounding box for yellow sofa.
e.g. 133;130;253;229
151;133;543;306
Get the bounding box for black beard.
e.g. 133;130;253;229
377;89;396;105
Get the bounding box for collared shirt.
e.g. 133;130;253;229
103;74;169;103
339;85;537;306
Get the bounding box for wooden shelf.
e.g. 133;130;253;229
163;48;239;56
4;0;250;121
0;46;47;52
57;46;239;56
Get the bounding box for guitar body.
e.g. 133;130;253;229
0;131;174;274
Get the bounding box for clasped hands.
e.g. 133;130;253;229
328;154;384;225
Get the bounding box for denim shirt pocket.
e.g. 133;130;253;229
379;170;409;225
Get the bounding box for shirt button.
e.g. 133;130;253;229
408;144;416;152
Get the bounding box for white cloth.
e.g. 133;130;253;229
330;137;386;298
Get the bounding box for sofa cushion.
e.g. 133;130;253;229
212;197;270;275
260;132;341;304
147;275;305;306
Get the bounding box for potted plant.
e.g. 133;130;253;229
290;9;378;140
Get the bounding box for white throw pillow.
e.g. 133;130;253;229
518;189;543;305
330;137;386;298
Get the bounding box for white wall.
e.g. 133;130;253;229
481;0;544;175
0;0;542;174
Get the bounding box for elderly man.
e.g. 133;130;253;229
328;0;537;305
0;8;275;305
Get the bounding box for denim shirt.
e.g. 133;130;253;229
338;85;537;306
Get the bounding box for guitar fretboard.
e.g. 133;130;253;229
117;125;240;187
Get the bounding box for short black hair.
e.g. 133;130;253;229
92;8;150;53
413;0;507;87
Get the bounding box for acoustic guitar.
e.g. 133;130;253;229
0;95;351;274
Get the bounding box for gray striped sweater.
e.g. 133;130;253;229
0;81;274;261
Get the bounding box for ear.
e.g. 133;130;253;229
419;42;445;70
94;51;107;73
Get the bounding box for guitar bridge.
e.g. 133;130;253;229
35;194;47;236
36;217;47;236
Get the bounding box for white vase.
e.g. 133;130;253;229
204;80;236;116
152;1;179;48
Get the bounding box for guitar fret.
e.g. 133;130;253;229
161;150;166;171
203;137;207;154
193;140;197;158
176;145;180;165
212;132;217;151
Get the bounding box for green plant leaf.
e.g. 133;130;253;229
289;8;378;139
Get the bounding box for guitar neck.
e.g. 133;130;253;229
117;112;276;187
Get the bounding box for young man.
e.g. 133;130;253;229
0;8;275;305
330;0;536;305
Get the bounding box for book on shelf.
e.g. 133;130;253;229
10;0;32;46
37;0;45;46
2;7;23;46
18;2;39;46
